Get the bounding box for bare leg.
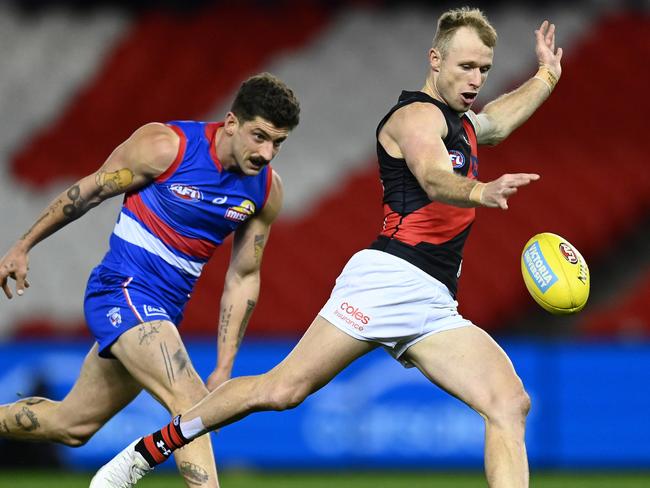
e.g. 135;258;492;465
0;343;141;446
179;316;375;432
403;325;530;488
111;320;218;488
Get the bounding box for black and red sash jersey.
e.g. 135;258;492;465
369;90;479;297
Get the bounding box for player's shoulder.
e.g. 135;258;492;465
130;123;180;158
387;101;447;138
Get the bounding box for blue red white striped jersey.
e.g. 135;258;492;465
99;120;273;305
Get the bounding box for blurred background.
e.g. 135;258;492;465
0;0;649;484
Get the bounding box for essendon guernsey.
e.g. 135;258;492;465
369;91;479;297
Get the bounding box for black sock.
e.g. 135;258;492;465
134;415;190;467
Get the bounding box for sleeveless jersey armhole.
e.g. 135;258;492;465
260;165;274;210
156;124;187;183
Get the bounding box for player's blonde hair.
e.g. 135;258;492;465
432;7;497;56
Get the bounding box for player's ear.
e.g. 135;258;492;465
429;48;442;72
224;112;239;136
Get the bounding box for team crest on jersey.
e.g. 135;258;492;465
169;184;203;202
449;150;465;169
225;199;256;222
106;307;122;327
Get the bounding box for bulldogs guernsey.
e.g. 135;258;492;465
370;91;479;298
85;121;272;355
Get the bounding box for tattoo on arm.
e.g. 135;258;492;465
95;168;134;193
254;234;265;263
179;461;209;485
62;185;88;220
237;300;256;348
20;200;63;241
219;305;233;344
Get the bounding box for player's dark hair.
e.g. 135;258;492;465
231;73;300;130
432;7;497;56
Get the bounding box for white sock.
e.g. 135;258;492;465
179;416;207;440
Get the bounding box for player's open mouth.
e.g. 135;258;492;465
461;92;477;104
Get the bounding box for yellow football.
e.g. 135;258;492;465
521;232;590;314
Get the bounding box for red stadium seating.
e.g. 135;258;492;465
10;10;650;338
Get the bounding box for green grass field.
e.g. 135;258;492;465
1;471;649;488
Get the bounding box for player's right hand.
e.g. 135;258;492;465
0;245;30;299
482;173;540;210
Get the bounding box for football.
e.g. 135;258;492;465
521;232;590;314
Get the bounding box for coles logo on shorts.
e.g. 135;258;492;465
334;301;370;331
449;150;465;169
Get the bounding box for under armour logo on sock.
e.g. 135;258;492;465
156;439;172;457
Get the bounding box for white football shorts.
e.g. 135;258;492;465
318;249;473;367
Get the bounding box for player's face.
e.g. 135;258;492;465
229;115;289;176
431;27;493;113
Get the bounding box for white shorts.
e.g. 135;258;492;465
318;249;473;367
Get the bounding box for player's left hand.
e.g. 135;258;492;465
535;20;563;78
206;367;232;392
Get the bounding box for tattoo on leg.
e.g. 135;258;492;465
161;342;175;385
173;349;192;378
24;398;46;406
179;461;209;486
15;406;40;432
237;300;256;348
138;321;161;346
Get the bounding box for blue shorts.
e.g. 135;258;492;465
84;265;186;358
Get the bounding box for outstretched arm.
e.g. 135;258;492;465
0;123;179;298
206;171;283;391
381;102;539;210
470;20;563;145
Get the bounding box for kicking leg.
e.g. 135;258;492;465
179;316;376;431
91;316;375;487
0;343;141;446
110;320;219;488
403;325;530;488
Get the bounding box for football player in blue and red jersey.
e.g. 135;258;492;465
91;8;562;488
0;72;299;488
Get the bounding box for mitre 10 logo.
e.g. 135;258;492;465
340;302;370;325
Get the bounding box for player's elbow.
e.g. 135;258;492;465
483;130;508;146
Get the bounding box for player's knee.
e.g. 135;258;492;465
485;385;531;427
164;380;210;414
262;377;311;411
